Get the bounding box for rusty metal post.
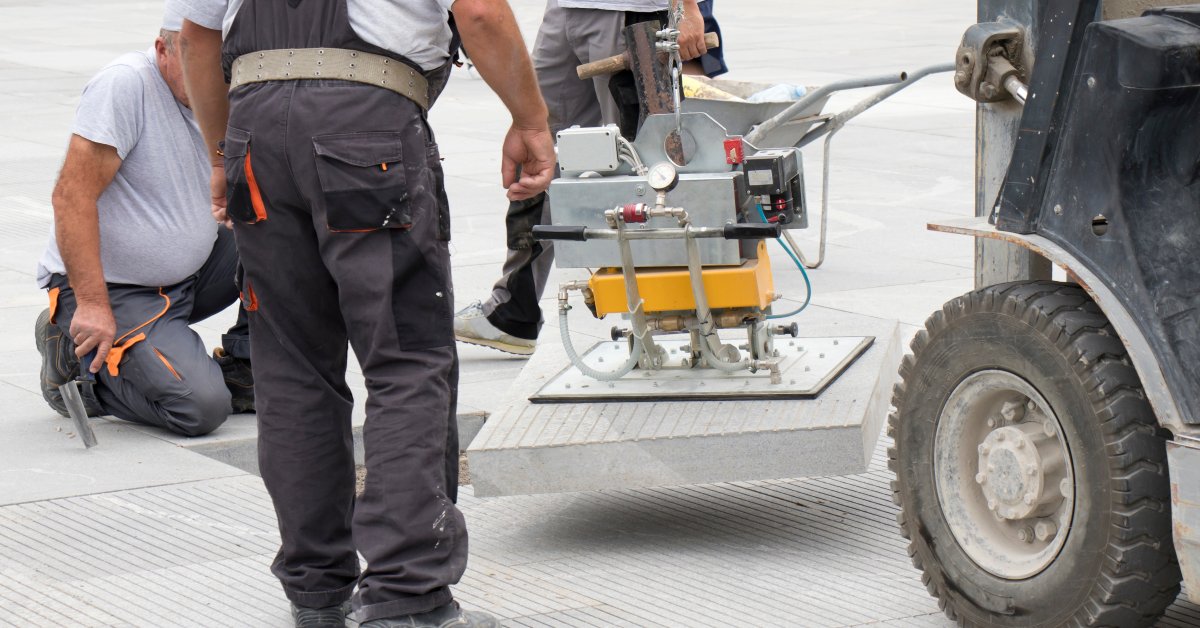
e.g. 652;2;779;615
624;21;686;163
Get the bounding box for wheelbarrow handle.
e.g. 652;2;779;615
577;33;721;80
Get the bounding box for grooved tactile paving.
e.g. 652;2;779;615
2;444;1198;627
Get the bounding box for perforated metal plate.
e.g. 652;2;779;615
531;336;873;403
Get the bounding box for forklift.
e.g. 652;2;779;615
890;1;1200;626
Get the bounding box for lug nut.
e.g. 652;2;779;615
1035;520;1058;542
1001;400;1026;423
975;473;987;485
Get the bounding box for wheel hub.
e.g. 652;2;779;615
933;370;1075;580
977;421;1065;520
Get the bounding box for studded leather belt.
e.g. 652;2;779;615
229;48;431;110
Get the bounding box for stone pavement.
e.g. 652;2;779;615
1;1;1197;626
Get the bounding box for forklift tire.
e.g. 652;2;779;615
889;281;1180;627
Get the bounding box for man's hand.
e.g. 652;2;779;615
502;125;556;201
676;0;707;62
210;164;231;228
70;300;117;374
451;0;554;198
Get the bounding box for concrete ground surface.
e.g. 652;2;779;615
2;1;1197;626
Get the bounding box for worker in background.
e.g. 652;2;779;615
34;6;253;438
454;0;725;356
178;0;554;626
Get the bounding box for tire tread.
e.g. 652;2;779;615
888;280;1180;627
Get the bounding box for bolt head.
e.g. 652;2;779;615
1027;467;1037;477
975;473;987;485
1060;478;1073;498
987;418;996;428
978;444;990;455
1024;493;1036;505
996;432;1006;442
1000;400;1026;423
1027;400;1036;411
987;499;997;511
1044;422;1057;437
1017;527;1033;543
1016;439;1025;449
1035;520;1058;542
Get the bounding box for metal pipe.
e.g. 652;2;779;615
615;220;658;360
795;62;956;148
745;71;914;147
578;226;728;241
1004;75;1028;105
683;225;734;362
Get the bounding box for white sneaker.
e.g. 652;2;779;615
454;301;536;356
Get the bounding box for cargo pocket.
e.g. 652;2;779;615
223;127;268;224
313;132;411;233
427;143;451;241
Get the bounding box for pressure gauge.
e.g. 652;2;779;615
647;162;679;192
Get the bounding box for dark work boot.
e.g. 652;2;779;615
35;308;102;417
212;348;255;413
291;601;348;627
360;602;500;628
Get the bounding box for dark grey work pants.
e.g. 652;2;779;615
481;1;629;339
225;80;465;622
48;228;246;436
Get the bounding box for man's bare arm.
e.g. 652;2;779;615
179;20;230;225
451;0;556;200
51;135;122;372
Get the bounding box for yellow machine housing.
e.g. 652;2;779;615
589;241;774;317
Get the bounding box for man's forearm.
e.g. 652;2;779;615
180;20;229;165
53;193;108;307
452;0;548;129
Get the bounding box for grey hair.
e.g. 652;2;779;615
159;29;178;52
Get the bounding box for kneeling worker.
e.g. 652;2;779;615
34;8;252;437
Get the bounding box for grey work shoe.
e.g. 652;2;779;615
360;601;500;628
35;307;102;418
292;601;349;627
453;301;535;356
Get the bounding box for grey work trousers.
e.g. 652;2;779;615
225;80;465;622
47;228;246;436
482;0;629;339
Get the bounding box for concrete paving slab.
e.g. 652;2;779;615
0;384;245;506
468;308;903;497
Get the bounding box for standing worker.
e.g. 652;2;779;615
177;0;555;626
454;0;723;356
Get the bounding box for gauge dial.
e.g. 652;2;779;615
647;162;679;192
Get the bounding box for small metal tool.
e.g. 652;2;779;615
59;349;99;448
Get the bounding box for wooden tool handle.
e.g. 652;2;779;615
577;33;720;80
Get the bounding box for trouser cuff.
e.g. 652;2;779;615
283;581;356;610
221;332;252;360
349;586;454;623
485;310;539;341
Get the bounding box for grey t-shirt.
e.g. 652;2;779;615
37;49;217;288
559;0;668;11
180;0;457;71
